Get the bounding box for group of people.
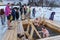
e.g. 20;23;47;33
34;18;50;38
5;3;20;29
0;2;55;38
0;3;36;30
20;4;36;19
33;12;55;37
20;4;31;19
0;3;19;29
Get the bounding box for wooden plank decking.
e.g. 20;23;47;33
2;21;18;40
1;19;60;40
45;20;60;32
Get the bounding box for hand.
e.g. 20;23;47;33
9;13;11;14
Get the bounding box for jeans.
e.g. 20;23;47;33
1;15;5;25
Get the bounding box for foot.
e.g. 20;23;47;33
8;26;12;30
17;34;24;38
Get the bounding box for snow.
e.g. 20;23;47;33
30;7;60;21
0;6;60;40
0;17;8;40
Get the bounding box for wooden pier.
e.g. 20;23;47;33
2;21;18;40
1;19;60;40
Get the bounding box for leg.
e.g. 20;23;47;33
1;15;4;25
7;16;12;30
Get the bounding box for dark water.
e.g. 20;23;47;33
46;26;60;36
23;24;60;39
33;25;60;39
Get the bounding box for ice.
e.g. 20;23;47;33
30;7;60;21
0;17;8;40
0;6;60;40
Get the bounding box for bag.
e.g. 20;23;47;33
10;15;13;21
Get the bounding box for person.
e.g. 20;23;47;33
32;8;36;17
34;18;44;31
11;7;16;20
20;5;24;19
15;7;19;20
0;9;5;25
24;4;27;16
27;6;31;18
5;3;12;29
49;12;55;20
34;18;40;27
41;27;50;38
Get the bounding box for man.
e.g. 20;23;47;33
27;6;31;18
34;18;40;27
20;5;24;19
41;27;50;38
5;3;12;29
49;12;55;20
32;8;36;17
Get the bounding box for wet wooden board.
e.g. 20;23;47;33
38;35;60;40
23;21;41;40
22;19;34;24
2;21;17;40
45;20;60;32
22;19;60;40
22;19;60;32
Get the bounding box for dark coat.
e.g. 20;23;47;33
49;12;55;20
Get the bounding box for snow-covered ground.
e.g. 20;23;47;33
31;7;60;21
0;17;8;40
0;6;60;40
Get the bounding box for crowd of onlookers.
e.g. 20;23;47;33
0;3;56;38
0;3;36;29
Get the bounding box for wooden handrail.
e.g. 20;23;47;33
30;22;41;38
22;18;60;40
25;21;41;39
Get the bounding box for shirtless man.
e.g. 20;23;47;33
41;27;50;38
34;18;40;27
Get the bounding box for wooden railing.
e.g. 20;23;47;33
2;18;60;40
22;18;60;40
24;20;41;40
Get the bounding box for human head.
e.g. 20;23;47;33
14;7;19;11
42;26;46;31
24;4;27;8
0;9;4;14
36;18;38;20
33;8;35;10
7;3;11;6
51;12;55;15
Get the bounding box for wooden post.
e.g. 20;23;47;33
30;22;41;38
